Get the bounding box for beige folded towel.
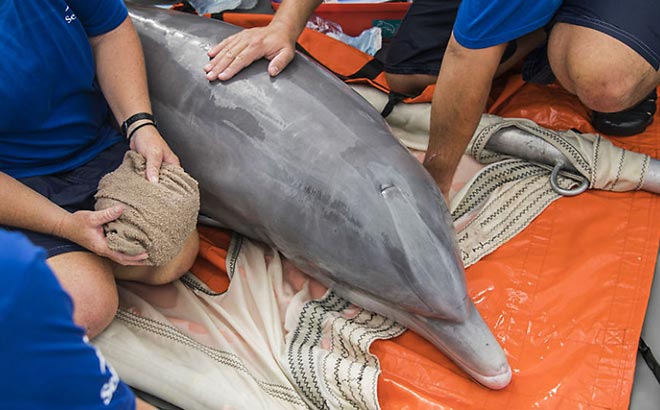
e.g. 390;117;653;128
95;151;200;266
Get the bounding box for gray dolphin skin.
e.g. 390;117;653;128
127;5;512;388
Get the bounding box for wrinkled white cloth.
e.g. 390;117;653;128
94;235;404;410
470;114;650;192
351;84;431;151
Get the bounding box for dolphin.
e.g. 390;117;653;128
127;5;512;389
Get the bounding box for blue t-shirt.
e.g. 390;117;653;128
0;0;128;178
454;0;562;49
0;230;136;409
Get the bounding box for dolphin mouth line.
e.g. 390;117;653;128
407;313;513;389
379;182;469;320
380;183;438;314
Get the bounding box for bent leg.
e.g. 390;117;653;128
384;0;459;96
548;0;660;114
113;228;199;285
384;0;545;97
548;22;659;113
47;251;119;339
385;73;438;97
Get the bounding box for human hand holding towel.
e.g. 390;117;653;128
95;151;200;266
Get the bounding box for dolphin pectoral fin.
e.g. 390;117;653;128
197;214;228;229
380;184;469;322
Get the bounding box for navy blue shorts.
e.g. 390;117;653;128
555;0;660;70
385;0;660;76
1;141;129;259
384;0;460;76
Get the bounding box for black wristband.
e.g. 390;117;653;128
127;121;157;144
121;112;156;136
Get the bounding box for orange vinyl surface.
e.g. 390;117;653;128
190;74;660;409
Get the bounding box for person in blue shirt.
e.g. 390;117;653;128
203;0;660;197
0;229;155;409
424;0;660;196
0;0;199;338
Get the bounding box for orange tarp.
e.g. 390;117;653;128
190;76;660;409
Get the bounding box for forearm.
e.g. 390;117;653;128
90;17;152;127
425;78;490;196
0;172;69;236
424;37;506;196
90;15;179;176
271;0;324;38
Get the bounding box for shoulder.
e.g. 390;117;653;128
67;0;128;37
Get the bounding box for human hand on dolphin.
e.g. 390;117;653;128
129;124;180;183
204;21;297;81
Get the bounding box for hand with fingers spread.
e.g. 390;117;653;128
55;206;149;266
204;21;298;81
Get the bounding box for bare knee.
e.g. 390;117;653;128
573;79;642;113
114;229;199;285
549;23;656;112
152;230;199;284
47;252;119;338
75;283;119;338
550;46;643;111
140;246;197;286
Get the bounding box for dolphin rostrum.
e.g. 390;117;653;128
127;5;512;389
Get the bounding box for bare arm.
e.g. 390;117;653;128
204;0;323;81
90;16;179;183
0;17;172;265
0;172;76;239
0;172;146;265
424;35;506;197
